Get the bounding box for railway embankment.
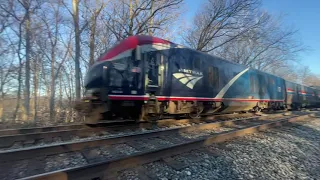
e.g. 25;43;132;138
118;117;320;180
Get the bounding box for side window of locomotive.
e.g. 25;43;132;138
208;66;219;87
192;56;201;70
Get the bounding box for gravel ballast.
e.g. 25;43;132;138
118;118;320;180
1;114;318;179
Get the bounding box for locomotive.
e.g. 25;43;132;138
77;35;320;122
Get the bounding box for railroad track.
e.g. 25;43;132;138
0;119;138;136
0;113;255;150
0;119;144;149
0;112;317;179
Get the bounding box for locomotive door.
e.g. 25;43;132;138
145;51;164;94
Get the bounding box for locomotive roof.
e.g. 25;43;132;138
95;35;317;90
98;35;174;61
98;35;246;66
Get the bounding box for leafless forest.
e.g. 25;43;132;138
0;0;319;124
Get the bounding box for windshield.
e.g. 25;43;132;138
109;57;142;89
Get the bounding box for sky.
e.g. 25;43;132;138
184;0;320;74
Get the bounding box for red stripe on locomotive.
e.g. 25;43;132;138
108;95;283;102
98;35;172;61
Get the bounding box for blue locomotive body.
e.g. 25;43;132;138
81;35;319;121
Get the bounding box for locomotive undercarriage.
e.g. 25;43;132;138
251;101;285;112
140;100;225;120
76;96;286;123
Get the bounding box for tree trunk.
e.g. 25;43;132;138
89;17;96;66
49;51;55;122
59;73;63;122
13;61;23;121
149;0;154;36
33;57;38;121
0;87;4;122
24;1;31;120
73;0;81;100
59;73;63;108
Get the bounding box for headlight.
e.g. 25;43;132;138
84;88;99;97
85;89;94;97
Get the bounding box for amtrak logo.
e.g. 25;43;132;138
173;69;203;89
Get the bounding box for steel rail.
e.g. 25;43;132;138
20;113;315;180
0;113;255;149
0;110;308;137
0;120;136;137
0;124;86;136
0;120;141;148
0;116;260;162
0;127;102;148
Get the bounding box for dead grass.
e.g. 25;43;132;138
0;97;85;129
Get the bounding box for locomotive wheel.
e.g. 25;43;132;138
147;104;164;121
188;106;204;119
84;107;104;124
253;106;261;113
147;113;162;121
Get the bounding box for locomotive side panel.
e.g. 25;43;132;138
316;89;320;107
305;86;316;107
167;48;248;99
298;85;308;108
79;35;317;121
285;81;299;109
164;48;286;113
224;69;285;111
167;48;211;97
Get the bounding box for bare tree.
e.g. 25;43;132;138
182;0;304;75
13;23;24;121
22;0;32;119
62;0;92;100
72;0;81;100
34;1;73;121
36;1;59;121
105;0;183;40
0;1;11;34
32;51;41;121
82;0;108;66
217;12;304;71
272;64;299;82
304;74;320;87
183;0;266;52
298;66;311;85
0;54;16;121
1;0;43;120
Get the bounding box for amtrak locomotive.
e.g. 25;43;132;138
78;35;320;122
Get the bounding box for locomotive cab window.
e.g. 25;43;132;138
108;57;143;89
